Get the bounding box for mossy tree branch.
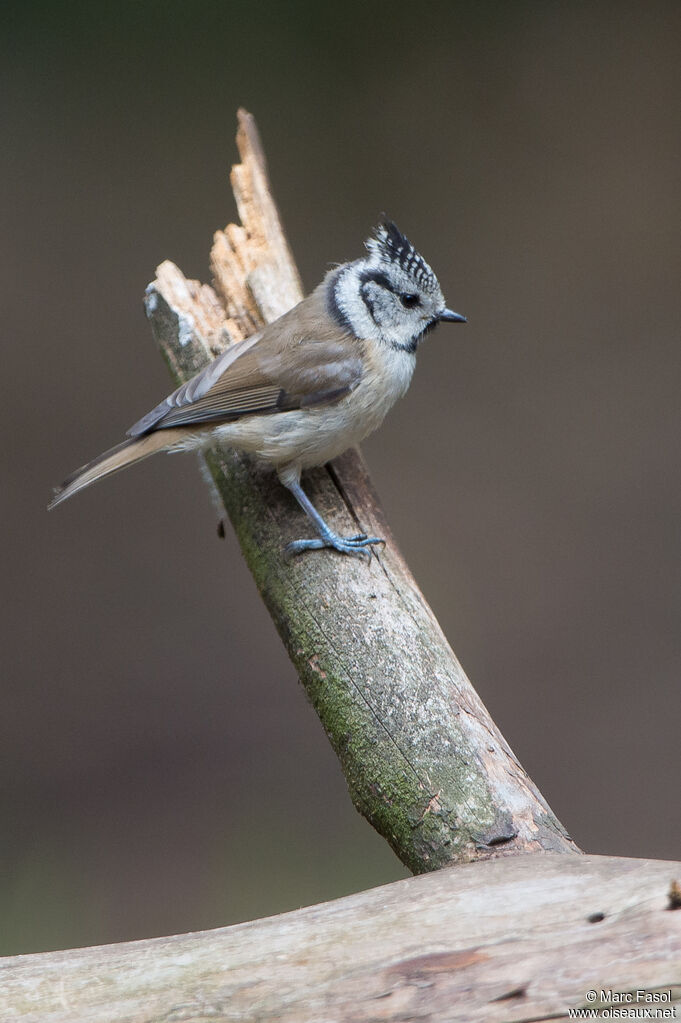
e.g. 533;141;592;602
143;109;579;871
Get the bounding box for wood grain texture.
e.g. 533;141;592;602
2;855;679;1022
141;109;579;872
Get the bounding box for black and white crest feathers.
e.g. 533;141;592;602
365;221;439;296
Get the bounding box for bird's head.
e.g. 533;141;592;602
329;221;466;352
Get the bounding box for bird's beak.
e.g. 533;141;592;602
439;308;467;323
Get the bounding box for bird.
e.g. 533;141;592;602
48;221;466;555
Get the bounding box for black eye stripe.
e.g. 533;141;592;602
359;269;400;294
359;272;422;310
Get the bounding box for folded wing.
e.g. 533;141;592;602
128;325;363;439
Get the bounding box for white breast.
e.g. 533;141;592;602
211;342;416;472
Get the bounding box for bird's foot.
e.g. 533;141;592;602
285;532;385;558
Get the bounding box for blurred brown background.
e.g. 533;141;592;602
2;0;680;955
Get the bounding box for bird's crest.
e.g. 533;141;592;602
365;221;439;294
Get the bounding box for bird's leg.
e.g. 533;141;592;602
281;475;384;557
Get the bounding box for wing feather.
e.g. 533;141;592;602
127;289;362;438
127;332;264;437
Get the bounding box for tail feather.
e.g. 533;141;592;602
48;429;187;509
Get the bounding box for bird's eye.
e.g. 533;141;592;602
400;293;420;308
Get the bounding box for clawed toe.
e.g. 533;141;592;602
334;534;383;556
284;533;385;558
284;537;326;557
344;534;383;549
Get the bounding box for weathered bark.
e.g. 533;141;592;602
2;855;680;1022
142;109;579;872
